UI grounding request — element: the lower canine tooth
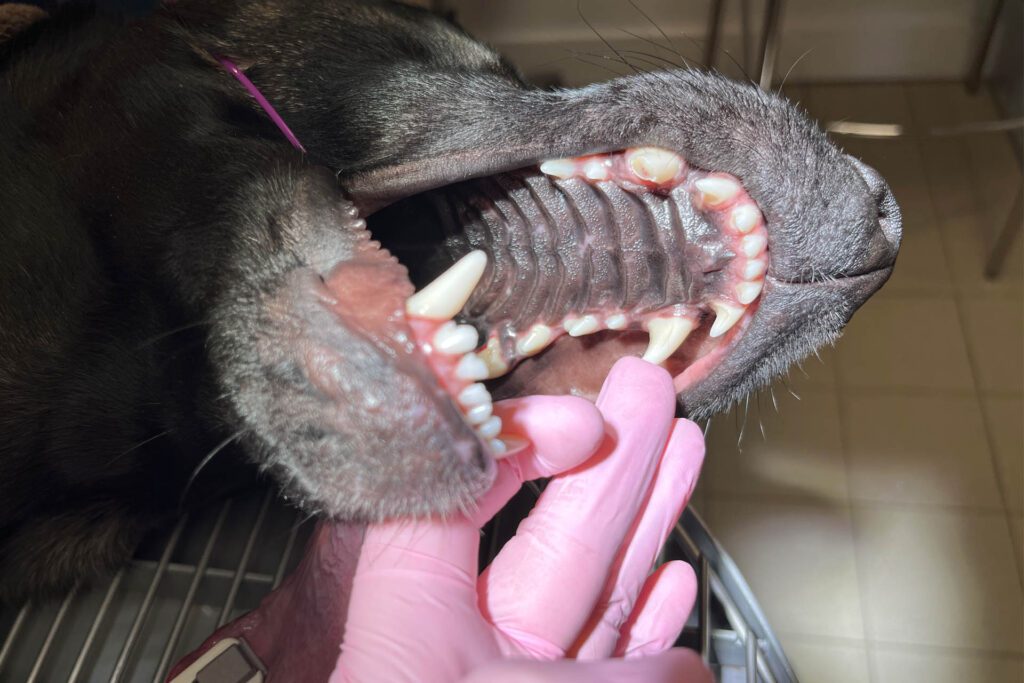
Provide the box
[539,159,575,179]
[735,280,764,305]
[455,353,489,381]
[628,147,682,184]
[433,322,479,355]
[406,251,487,320]
[709,300,746,338]
[478,415,502,439]
[642,316,696,365]
[695,177,740,207]
[516,324,553,356]
[566,314,600,337]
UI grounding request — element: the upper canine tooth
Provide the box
[731,204,761,233]
[565,314,600,337]
[709,300,746,338]
[740,233,768,258]
[432,322,479,355]
[628,147,682,184]
[735,280,764,305]
[516,324,553,356]
[539,159,575,179]
[642,316,696,365]
[695,177,740,207]
[405,251,487,320]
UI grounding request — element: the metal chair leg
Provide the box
[966,0,1007,93]
[757,0,784,91]
[984,185,1023,279]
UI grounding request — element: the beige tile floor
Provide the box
[693,82,1024,682]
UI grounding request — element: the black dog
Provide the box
[0,0,900,603]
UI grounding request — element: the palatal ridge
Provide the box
[405,146,769,455]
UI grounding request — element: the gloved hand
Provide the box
[333,356,710,682]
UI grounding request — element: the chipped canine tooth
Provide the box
[566,314,600,337]
[433,322,479,355]
[694,177,740,207]
[735,280,764,305]
[628,147,682,184]
[457,383,490,408]
[642,316,696,365]
[741,257,768,280]
[539,159,575,179]
[605,313,627,330]
[455,353,489,381]
[465,402,493,425]
[731,204,761,233]
[406,250,487,320]
[477,338,509,378]
[709,300,746,338]
[478,416,502,439]
[740,233,768,258]
[516,324,553,356]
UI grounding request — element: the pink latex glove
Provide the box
[334,357,710,682]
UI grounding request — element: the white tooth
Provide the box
[584,160,610,181]
[457,383,491,408]
[642,316,696,365]
[477,338,509,379]
[432,322,479,355]
[455,353,489,381]
[465,402,493,425]
[731,204,761,233]
[516,324,553,356]
[628,147,682,184]
[604,313,628,330]
[405,251,487,320]
[709,300,746,338]
[735,280,764,305]
[694,177,740,207]
[477,415,502,439]
[539,159,575,179]
[740,233,768,258]
[566,314,600,337]
[741,257,768,280]
[489,438,507,456]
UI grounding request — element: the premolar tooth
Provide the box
[731,205,761,233]
[455,353,489,381]
[735,280,764,305]
[477,338,509,379]
[642,317,696,365]
[709,300,746,338]
[457,383,491,408]
[406,251,487,320]
[741,233,768,258]
[432,322,479,355]
[465,402,493,425]
[741,257,768,280]
[605,314,627,330]
[584,160,610,181]
[477,415,502,439]
[695,177,740,207]
[628,147,682,184]
[539,159,575,179]
[565,314,600,337]
[516,324,553,356]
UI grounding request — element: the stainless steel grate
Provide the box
[0,486,795,682]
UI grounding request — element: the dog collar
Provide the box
[216,57,307,153]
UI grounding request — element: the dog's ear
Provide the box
[0,3,47,42]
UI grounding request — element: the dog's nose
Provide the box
[847,155,903,269]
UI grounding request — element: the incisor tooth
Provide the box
[584,160,609,181]
[478,415,502,439]
[642,317,697,365]
[628,147,682,184]
[455,353,489,381]
[405,251,487,320]
[694,177,740,207]
[539,159,575,179]
[465,402,493,426]
[516,324,553,356]
[477,337,509,378]
[565,314,600,337]
[432,322,479,355]
[709,300,746,338]
[489,438,507,456]
[731,204,761,233]
[741,257,768,280]
[741,233,768,258]
[605,314,627,330]
[457,383,490,408]
[735,280,764,305]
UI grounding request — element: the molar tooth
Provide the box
[695,177,740,207]
[731,204,761,233]
[406,251,487,320]
[740,233,768,258]
[457,383,491,408]
[455,353,489,381]
[565,314,600,337]
[735,280,764,305]
[539,159,575,179]
[477,338,509,379]
[627,147,682,184]
[477,415,502,439]
[741,257,768,280]
[709,300,746,338]
[465,402,493,425]
[516,324,553,357]
[432,322,479,355]
[604,313,628,330]
[642,316,697,365]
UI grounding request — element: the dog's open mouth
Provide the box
[354,146,772,454]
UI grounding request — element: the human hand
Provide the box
[334,356,710,682]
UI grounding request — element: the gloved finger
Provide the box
[470,395,605,526]
[614,561,697,658]
[480,357,677,657]
[572,419,705,658]
[458,647,713,683]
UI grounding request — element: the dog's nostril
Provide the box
[846,155,903,254]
